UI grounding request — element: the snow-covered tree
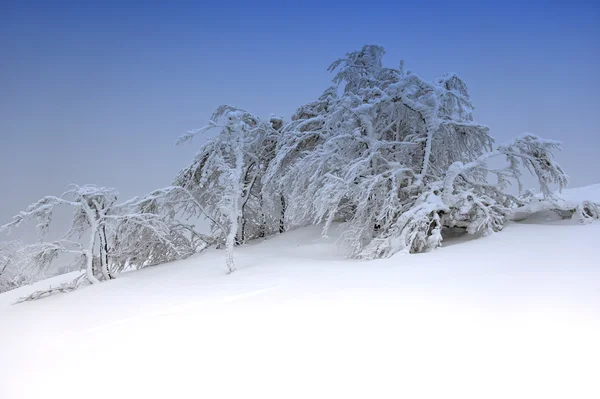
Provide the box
[175,106,281,272]
[263,45,598,259]
[1,185,117,284]
[0,240,25,293]
[1,184,205,295]
[109,186,210,272]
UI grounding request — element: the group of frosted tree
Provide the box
[2,45,598,298]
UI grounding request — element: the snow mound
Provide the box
[1,184,599,399]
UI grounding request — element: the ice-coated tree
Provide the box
[175,106,281,272]
[0,184,204,297]
[263,45,598,258]
[0,240,25,293]
[1,185,120,285]
[109,186,210,272]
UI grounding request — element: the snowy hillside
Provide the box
[1,184,599,399]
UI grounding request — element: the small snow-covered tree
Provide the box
[1,185,120,284]
[1,184,205,296]
[175,106,281,272]
[0,240,25,293]
[109,186,210,272]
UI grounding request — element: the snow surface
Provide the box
[1,185,600,399]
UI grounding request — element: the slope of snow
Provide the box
[1,185,599,399]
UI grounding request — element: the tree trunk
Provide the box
[225,217,238,274]
[237,216,245,246]
[85,226,100,284]
[279,195,286,233]
[258,193,266,238]
[99,225,113,280]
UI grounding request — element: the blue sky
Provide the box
[1,0,598,224]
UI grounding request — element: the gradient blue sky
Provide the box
[1,0,599,225]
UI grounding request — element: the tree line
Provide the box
[2,45,598,299]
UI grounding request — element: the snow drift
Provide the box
[1,184,599,399]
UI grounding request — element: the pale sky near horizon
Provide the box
[1,0,599,232]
